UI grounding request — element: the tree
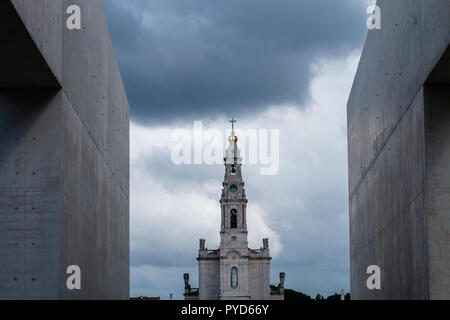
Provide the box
[284,288,312,300]
[315,294,325,300]
[284,288,351,301]
[326,293,341,301]
[326,292,351,300]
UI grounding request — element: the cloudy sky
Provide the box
[102,0,374,299]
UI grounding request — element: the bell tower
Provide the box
[220,118,248,238]
[219,118,250,299]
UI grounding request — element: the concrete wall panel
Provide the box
[424,86,450,299]
[1,0,129,299]
[0,90,62,299]
[348,0,450,197]
[61,92,129,299]
[348,0,450,299]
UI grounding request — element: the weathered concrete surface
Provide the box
[424,85,450,299]
[0,0,129,299]
[0,90,62,299]
[347,0,450,299]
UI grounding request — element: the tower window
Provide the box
[231,267,238,288]
[230,209,237,228]
[231,165,236,175]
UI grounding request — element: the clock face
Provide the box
[230,184,238,193]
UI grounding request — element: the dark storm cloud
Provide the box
[102,0,368,124]
[133,147,223,190]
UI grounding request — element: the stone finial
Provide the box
[183,273,191,293]
[340,289,345,300]
[199,239,206,250]
[279,272,285,294]
[262,238,269,250]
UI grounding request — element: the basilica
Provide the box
[183,120,285,300]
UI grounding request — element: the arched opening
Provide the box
[231,267,238,288]
[230,209,237,228]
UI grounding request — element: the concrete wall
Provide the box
[0,0,129,299]
[424,85,450,299]
[347,0,450,299]
[0,90,62,299]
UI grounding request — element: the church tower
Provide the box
[219,119,251,299]
[183,119,285,300]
